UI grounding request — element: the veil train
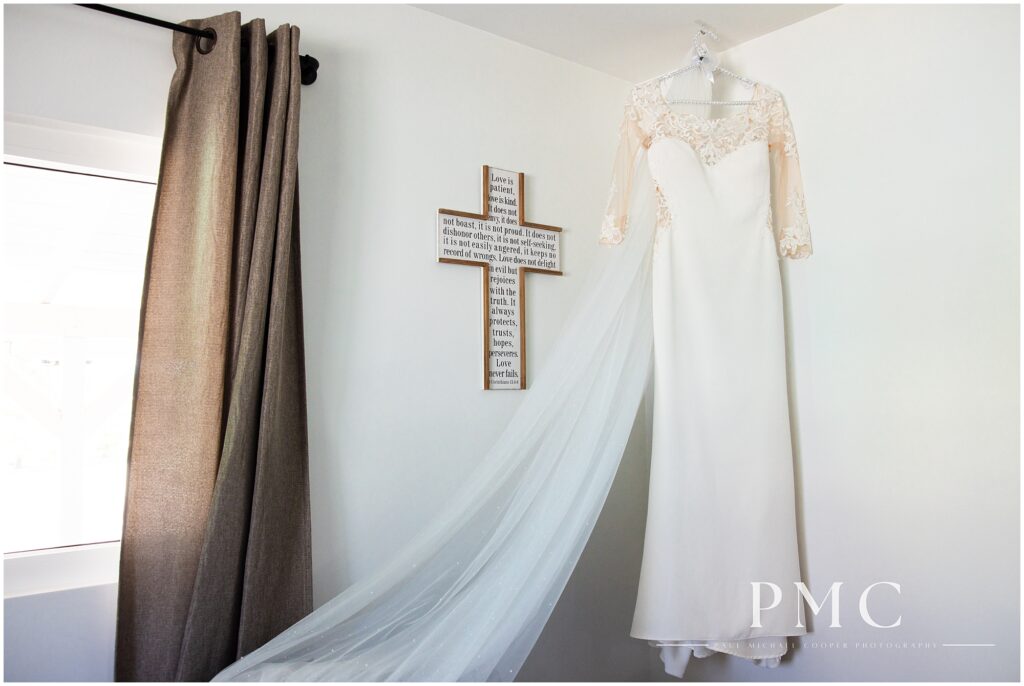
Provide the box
[215,149,657,682]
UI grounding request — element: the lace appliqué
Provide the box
[605,82,810,257]
[778,188,811,259]
[653,185,672,248]
[600,177,626,244]
[599,188,671,247]
[627,82,793,167]
[600,214,626,245]
[767,92,800,161]
[600,186,671,247]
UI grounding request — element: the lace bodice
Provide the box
[599,81,812,259]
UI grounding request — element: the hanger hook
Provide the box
[693,21,719,60]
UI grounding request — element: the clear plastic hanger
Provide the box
[642,22,759,106]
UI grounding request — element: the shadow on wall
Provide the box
[518,396,656,681]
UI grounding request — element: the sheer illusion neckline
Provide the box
[655,80,765,125]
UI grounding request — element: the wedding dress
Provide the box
[214,78,810,682]
[601,79,812,677]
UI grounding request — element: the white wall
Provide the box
[3,3,655,681]
[682,4,1018,681]
[3,543,121,681]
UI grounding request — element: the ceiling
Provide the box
[414,4,836,83]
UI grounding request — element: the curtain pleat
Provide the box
[115,13,312,682]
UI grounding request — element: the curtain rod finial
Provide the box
[300,55,319,85]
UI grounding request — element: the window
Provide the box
[2,161,156,553]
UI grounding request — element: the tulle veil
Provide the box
[214,148,658,682]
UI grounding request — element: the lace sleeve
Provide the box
[768,95,812,259]
[599,100,645,245]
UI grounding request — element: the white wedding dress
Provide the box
[600,79,812,676]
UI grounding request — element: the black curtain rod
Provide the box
[76,4,319,85]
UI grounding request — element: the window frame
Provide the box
[3,113,161,594]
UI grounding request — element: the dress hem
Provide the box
[630,628,808,643]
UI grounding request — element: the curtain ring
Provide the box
[195,27,217,55]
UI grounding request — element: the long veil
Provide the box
[215,150,657,682]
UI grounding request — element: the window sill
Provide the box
[4,541,121,599]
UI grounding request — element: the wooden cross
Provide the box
[437,166,562,390]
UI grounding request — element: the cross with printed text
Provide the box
[437,166,562,390]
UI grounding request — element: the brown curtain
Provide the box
[115,12,312,682]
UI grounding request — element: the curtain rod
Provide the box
[76,4,319,85]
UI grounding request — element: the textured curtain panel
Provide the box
[115,12,312,682]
